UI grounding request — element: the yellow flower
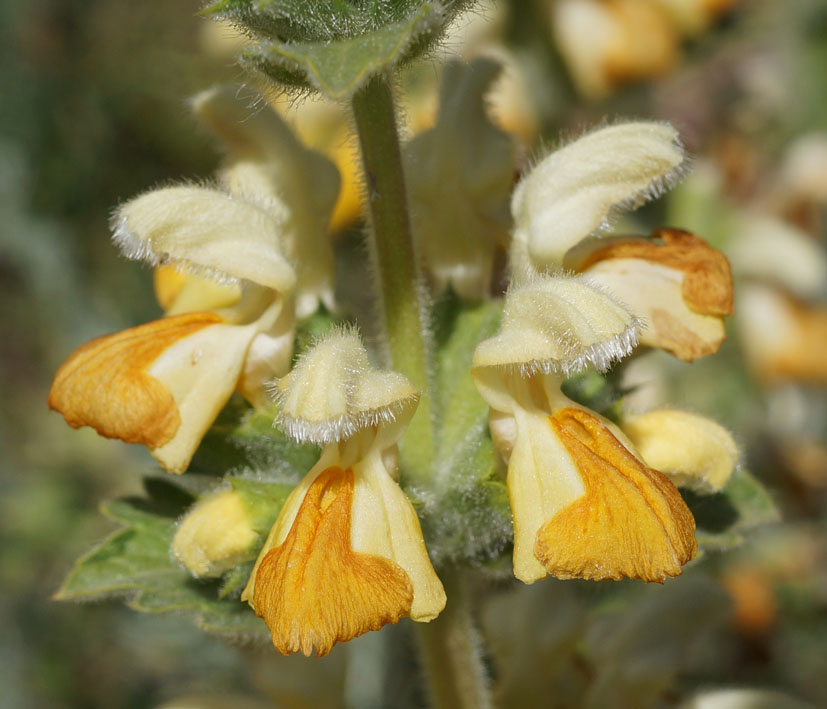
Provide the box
[511,123,733,361]
[552,0,680,100]
[737,284,827,385]
[242,331,446,656]
[551,0,739,99]
[568,228,734,360]
[49,182,297,473]
[473,274,697,583]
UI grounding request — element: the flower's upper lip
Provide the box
[112,184,297,294]
[472,273,640,376]
[273,329,420,445]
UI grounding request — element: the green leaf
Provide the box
[686,468,780,552]
[431,291,502,456]
[205,1,475,98]
[247,6,439,98]
[55,478,268,638]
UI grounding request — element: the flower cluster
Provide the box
[50,64,737,656]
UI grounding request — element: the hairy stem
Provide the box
[417,568,493,709]
[351,73,434,479]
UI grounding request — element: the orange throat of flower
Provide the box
[535,408,697,583]
[253,466,414,657]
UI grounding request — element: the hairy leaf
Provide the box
[204,1,476,98]
[54,478,268,637]
[686,468,780,551]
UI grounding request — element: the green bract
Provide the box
[204,0,475,98]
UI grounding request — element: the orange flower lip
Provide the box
[577,228,734,317]
[535,408,697,583]
[252,466,414,657]
[48,312,223,449]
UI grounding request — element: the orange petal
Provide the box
[48,312,222,448]
[579,228,734,316]
[254,466,413,657]
[535,408,697,582]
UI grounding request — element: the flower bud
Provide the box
[173,488,258,577]
[622,409,738,493]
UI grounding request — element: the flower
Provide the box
[49,87,344,472]
[737,284,827,385]
[473,274,697,583]
[49,186,296,472]
[569,228,734,360]
[551,0,740,99]
[404,58,517,299]
[511,122,733,361]
[552,0,680,100]
[242,331,446,656]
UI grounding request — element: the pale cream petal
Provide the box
[508,407,586,583]
[193,86,340,317]
[147,320,260,472]
[173,488,258,577]
[510,122,685,272]
[587,259,726,360]
[622,409,738,493]
[350,451,446,620]
[113,185,296,293]
[236,299,295,409]
[472,274,639,375]
[274,330,419,444]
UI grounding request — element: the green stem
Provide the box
[351,73,434,478]
[417,568,493,709]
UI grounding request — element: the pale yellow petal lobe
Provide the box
[253,467,413,657]
[535,408,697,583]
[48,313,222,449]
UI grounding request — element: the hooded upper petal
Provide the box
[273,329,420,445]
[472,273,640,377]
[192,85,340,317]
[510,122,685,273]
[112,185,296,293]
